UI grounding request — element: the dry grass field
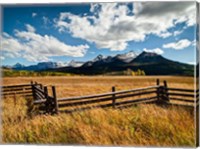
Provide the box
[2,76,195,98]
[1,76,196,146]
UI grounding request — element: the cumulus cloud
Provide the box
[43,16,49,24]
[1,25,89,62]
[158,32,172,38]
[174,30,184,36]
[55,2,195,51]
[32,12,37,17]
[25,24,36,33]
[163,39,192,50]
[42,16,52,29]
[0,56,5,60]
[187,61,196,65]
[192,40,196,47]
[143,48,164,55]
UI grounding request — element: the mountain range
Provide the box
[5,51,194,76]
[8,60,84,71]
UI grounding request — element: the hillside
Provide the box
[54,52,194,76]
[4,51,194,76]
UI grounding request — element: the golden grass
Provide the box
[1,76,196,146]
[2,76,194,98]
[2,97,195,146]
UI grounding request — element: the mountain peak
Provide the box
[68,60,84,67]
[93,54,104,62]
[140,51,159,57]
[115,51,137,63]
[13,63,25,69]
[131,51,166,64]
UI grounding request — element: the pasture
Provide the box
[1,76,196,146]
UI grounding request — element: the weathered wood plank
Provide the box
[58,96,113,108]
[115,96,157,106]
[52,86,58,114]
[168,92,194,98]
[33,86,45,95]
[58,91,156,108]
[58,97,157,113]
[58,90,156,105]
[34,99,46,105]
[58,86,158,102]
[168,88,194,93]
[2,87,32,92]
[112,86,116,108]
[35,91,45,99]
[1,84,31,89]
[2,91,32,96]
[115,90,156,100]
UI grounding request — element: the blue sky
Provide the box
[1,2,197,66]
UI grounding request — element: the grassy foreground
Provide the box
[2,76,196,146]
[2,96,195,146]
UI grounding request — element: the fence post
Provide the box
[156,79,160,101]
[112,86,116,108]
[163,80,169,102]
[39,84,43,89]
[44,86,49,113]
[52,86,58,114]
[44,86,48,98]
[31,81,36,100]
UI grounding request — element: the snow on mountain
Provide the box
[115,51,137,63]
[11,51,138,71]
[68,60,84,67]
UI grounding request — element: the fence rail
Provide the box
[1,79,199,115]
[1,84,33,97]
[167,88,194,92]
[58,85,158,102]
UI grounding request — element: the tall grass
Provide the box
[2,96,195,146]
[2,76,195,146]
[2,76,194,98]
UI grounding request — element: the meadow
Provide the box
[1,76,196,146]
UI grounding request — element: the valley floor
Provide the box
[1,76,196,146]
[2,76,195,98]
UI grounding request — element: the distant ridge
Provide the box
[5,51,194,76]
[54,51,194,76]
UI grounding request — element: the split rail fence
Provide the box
[1,79,199,114]
[1,84,32,97]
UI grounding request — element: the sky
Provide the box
[0,2,198,66]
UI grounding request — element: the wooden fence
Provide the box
[1,79,199,114]
[1,84,33,98]
[31,81,58,114]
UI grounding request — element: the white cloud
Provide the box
[42,16,51,29]
[158,32,172,38]
[163,39,192,50]
[43,16,50,25]
[174,30,184,36]
[192,40,196,46]
[187,61,196,65]
[143,48,164,55]
[0,56,5,60]
[1,26,89,62]
[32,12,37,17]
[25,24,36,33]
[55,2,195,51]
